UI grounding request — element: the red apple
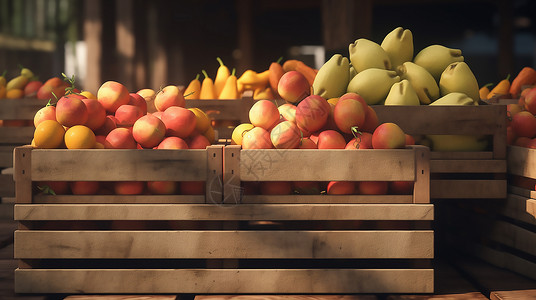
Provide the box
[372,123,406,149]
[132,114,166,148]
[105,127,137,149]
[97,81,130,113]
[161,106,196,138]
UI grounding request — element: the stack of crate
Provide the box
[13,144,433,295]
[0,99,42,203]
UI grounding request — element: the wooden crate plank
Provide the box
[0,174,15,198]
[491,290,536,300]
[430,180,506,198]
[0,127,34,144]
[0,221,16,246]
[430,152,493,160]
[14,230,434,259]
[14,204,434,221]
[0,99,44,120]
[508,145,536,178]
[241,195,413,204]
[451,256,536,298]
[14,268,434,294]
[529,199,536,218]
[431,160,506,173]
[195,296,377,300]
[14,146,33,204]
[30,149,209,181]
[65,296,179,300]
[373,105,505,135]
[501,193,536,226]
[238,149,416,182]
[0,243,13,260]
[508,185,536,199]
[32,194,206,204]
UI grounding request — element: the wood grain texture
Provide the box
[14,204,434,221]
[0,174,15,197]
[241,194,413,204]
[430,179,506,198]
[238,149,416,181]
[30,149,209,181]
[65,296,179,300]
[491,290,536,300]
[430,152,493,160]
[14,146,32,204]
[529,199,536,218]
[14,268,434,294]
[431,160,506,173]
[508,145,536,178]
[0,99,44,120]
[508,185,536,199]
[195,296,377,300]
[0,127,34,144]
[14,230,433,259]
[31,194,205,204]
[412,145,430,204]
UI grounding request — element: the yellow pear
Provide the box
[397,62,439,105]
[349,38,391,73]
[381,27,414,70]
[439,62,480,104]
[347,68,400,105]
[20,67,34,79]
[385,79,420,106]
[430,92,474,106]
[349,65,357,80]
[413,45,464,82]
[312,54,350,99]
[6,75,29,91]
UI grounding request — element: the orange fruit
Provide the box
[34,120,66,149]
[64,125,96,149]
[6,89,24,99]
[0,85,6,99]
[203,125,216,143]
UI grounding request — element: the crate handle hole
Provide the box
[231,170,234,175]
[232,153,234,157]
[22,170,25,174]
[213,153,216,157]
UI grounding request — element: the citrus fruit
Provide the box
[64,125,96,149]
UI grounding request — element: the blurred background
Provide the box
[0,0,535,94]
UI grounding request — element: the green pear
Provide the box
[413,45,464,82]
[430,92,474,106]
[439,62,480,104]
[397,62,439,104]
[347,68,400,105]
[385,79,420,106]
[381,27,414,70]
[312,54,350,99]
[349,38,391,73]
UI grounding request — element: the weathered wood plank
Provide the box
[0,127,34,144]
[529,199,536,218]
[30,149,209,181]
[0,99,44,120]
[491,290,536,300]
[431,160,506,173]
[430,180,506,198]
[195,296,376,300]
[65,296,179,300]
[430,152,493,160]
[31,194,205,204]
[508,145,536,178]
[15,268,434,294]
[241,194,413,204]
[238,149,416,182]
[14,204,434,221]
[14,230,433,259]
[0,174,14,198]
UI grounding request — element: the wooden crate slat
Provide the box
[430,180,506,198]
[14,268,434,294]
[241,194,413,204]
[491,290,536,300]
[0,127,34,144]
[0,174,15,197]
[14,204,434,221]
[508,185,536,199]
[373,105,505,135]
[0,99,45,119]
[454,239,536,282]
[238,149,416,182]
[65,296,179,300]
[529,199,536,219]
[508,145,536,178]
[195,296,378,300]
[431,160,506,173]
[30,149,209,181]
[500,193,536,226]
[14,230,434,259]
[32,194,206,204]
[430,152,493,160]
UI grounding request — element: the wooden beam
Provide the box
[236,0,254,74]
[321,0,355,55]
[83,0,102,93]
[115,0,135,91]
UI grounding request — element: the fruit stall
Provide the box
[2,1,536,299]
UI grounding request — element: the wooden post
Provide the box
[498,0,514,78]
[411,145,430,204]
[13,146,32,205]
[235,0,253,74]
[83,0,102,93]
[321,0,355,58]
[148,1,168,90]
[223,145,242,204]
[115,0,136,91]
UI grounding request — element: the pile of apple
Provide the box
[231,78,415,195]
[33,81,215,150]
[507,86,536,148]
[0,68,73,100]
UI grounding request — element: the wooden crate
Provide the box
[185,92,256,140]
[213,145,433,294]
[0,99,43,202]
[13,145,432,295]
[373,105,507,199]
